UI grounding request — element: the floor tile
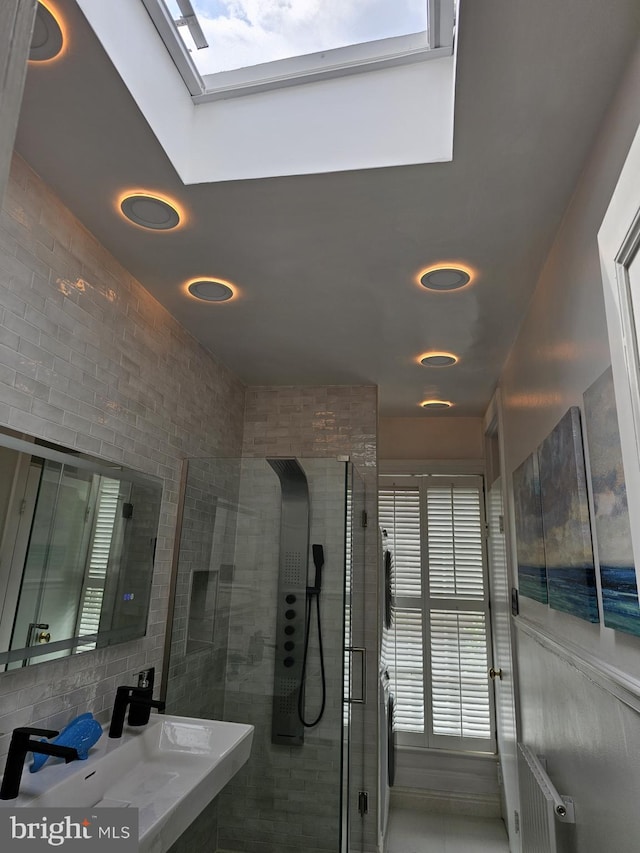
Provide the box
[386,806,509,853]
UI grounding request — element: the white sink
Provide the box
[0,715,253,853]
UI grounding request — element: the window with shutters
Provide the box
[75,476,123,653]
[379,474,495,752]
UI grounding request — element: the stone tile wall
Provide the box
[241,387,379,853]
[0,154,246,766]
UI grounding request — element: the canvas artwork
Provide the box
[512,452,547,603]
[583,367,640,636]
[538,407,599,622]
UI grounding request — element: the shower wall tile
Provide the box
[239,386,379,853]
[0,155,245,764]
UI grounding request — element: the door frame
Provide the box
[598,119,640,591]
[484,390,521,852]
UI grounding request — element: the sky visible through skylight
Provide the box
[165,0,427,76]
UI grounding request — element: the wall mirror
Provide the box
[0,427,162,670]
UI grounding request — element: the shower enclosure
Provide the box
[163,456,366,853]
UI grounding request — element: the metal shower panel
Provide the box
[267,458,310,745]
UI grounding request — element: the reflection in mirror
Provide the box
[0,429,162,670]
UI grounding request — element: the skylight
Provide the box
[140,0,453,99]
[163,0,428,76]
[77,0,456,181]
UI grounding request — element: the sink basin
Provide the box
[0,715,253,853]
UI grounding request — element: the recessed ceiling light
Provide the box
[419,352,458,367]
[420,400,453,409]
[419,267,471,291]
[187,279,235,302]
[119,193,181,230]
[30,1,64,62]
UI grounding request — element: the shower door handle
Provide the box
[348,647,367,704]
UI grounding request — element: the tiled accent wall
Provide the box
[242,387,379,853]
[0,154,246,765]
[243,387,377,464]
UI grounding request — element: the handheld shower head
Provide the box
[312,544,324,592]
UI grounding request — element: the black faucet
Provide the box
[108,686,165,738]
[0,727,79,800]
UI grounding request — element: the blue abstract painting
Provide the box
[512,452,548,603]
[538,407,599,622]
[583,367,640,637]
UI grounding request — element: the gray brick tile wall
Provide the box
[240,387,379,853]
[0,154,246,765]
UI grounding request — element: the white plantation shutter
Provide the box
[379,475,495,752]
[379,488,421,596]
[425,479,493,749]
[430,610,491,740]
[344,484,352,725]
[76,477,121,652]
[427,486,485,598]
[379,487,424,734]
[385,607,424,732]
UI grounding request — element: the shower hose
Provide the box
[298,585,326,728]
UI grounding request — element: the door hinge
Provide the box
[358,790,369,816]
[499,514,505,533]
[514,809,520,834]
[19,499,27,515]
[361,510,368,528]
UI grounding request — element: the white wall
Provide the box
[498,40,640,853]
[501,40,640,676]
[379,416,484,461]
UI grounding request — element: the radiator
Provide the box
[517,743,575,853]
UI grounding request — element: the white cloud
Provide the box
[183,0,426,74]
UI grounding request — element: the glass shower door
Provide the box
[165,456,366,853]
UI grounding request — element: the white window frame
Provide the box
[598,123,640,590]
[380,472,496,754]
[140,0,456,101]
